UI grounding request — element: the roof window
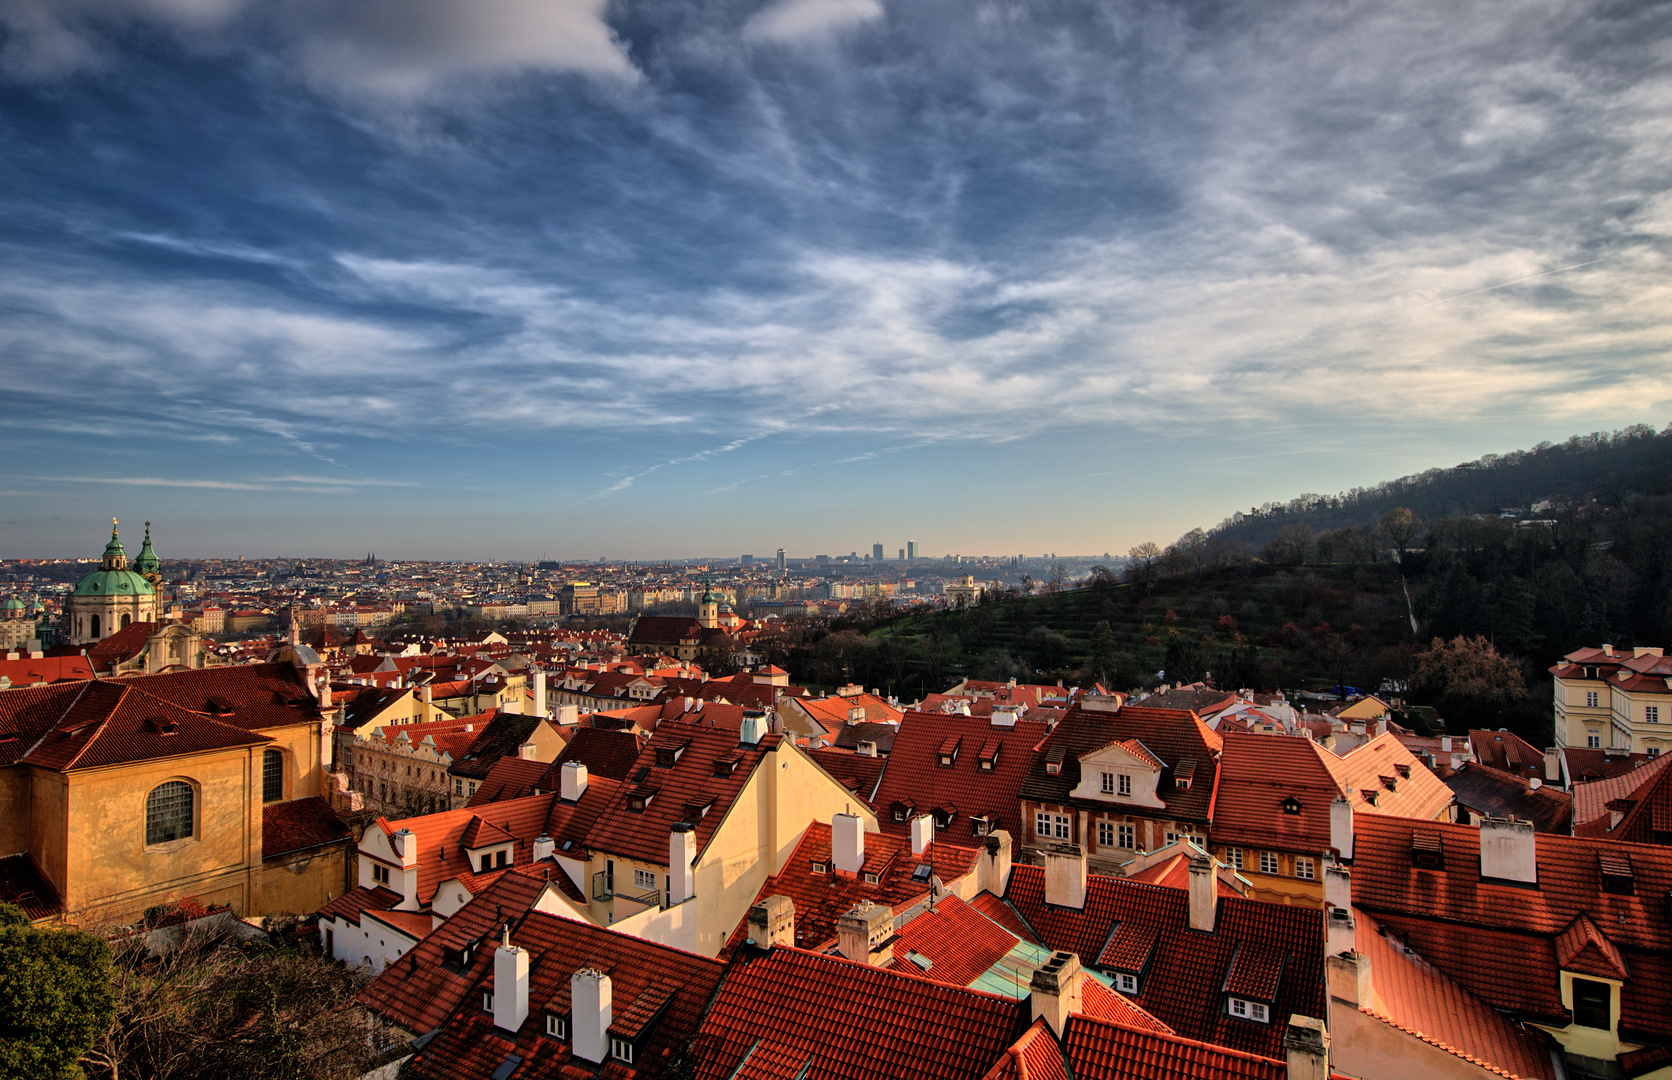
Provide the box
[1045,745,1067,776]
[1598,851,1634,895]
[1281,796,1302,815]
[938,735,961,767]
[1410,832,1443,871]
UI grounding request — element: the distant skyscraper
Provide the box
[872,543,884,561]
[898,548,905,560]
[906,541,918,560]
[776,548,787,572]
[741,554,753,565]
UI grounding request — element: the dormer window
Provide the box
[1227,997,1269,1023]
[1411,832,1443,871]
[1394,764,1411,779]
[610,1037,636,1064]
[545,1014,567,1040]
[1599,852,1634,895]
[1045,746,1066,776]
[970,815,991,837]
[654,742,690,768]
[1116,972,1139,994]
[938,736,961,767]
[811,861,827,874]
[626,786,659,813]
[862,872,880,885]
[442,942,475,972]
[1281,796,1302,815]
[713,755,740,778]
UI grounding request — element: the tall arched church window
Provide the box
[263,749,284,803]
[121,613,131,629]
[90,614,101,639]
[146,781,194,844]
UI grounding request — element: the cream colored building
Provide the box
[1552,645,1670,756]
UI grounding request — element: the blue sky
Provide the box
[1,0,1669,561]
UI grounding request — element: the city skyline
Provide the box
[2,0,1669,559]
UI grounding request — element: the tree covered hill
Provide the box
[1185,423,1672,553]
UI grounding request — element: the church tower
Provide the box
[66,519,158,645]
[697,580,720,630]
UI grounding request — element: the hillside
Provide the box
[1195,423,1672,552]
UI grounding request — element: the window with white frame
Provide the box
[1228,997,1270,1023]
[1259,851,1279,875]
[1101,771,1115,794]
[1118,823,1135,848]
[1648,706,1661,723]
[1225,847,1243,870]
[372,863,390,886]
[1650,747,1662,757]
[1295,857,1315,880]
[633,868,657,891]
[611,1037,635,1063]
[1097,821,1114,846]
[1116,972,1138,993]
[1587,732,1602,748]
[1035,812,1051,838]
[1165,831,1178,845]
[482,992,494,1012]
[1586,691,1599,707]
[1053,815,1070,839]
[545,1014,566,1039]
[1118,774,1132,796]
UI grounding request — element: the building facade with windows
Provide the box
[0,662,346,923]
[1551,645,1671,756]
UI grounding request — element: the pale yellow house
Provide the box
[1551,645,1671,755]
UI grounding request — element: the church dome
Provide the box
[2,597,22,616]
[72,522,156,599]
[134,522,161,578]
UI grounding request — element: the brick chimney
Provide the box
[1479,816,1537,884]
[1187,851,1216,932]
[980,830,1013,897]
[493,928,529,1034]
[910,814,933,856]
[560,761,588,802]
[571,969,611,1064]
[1029,951,1086,1036]
[1043,843,1086,908]
[1283,1015,1331,1080]
[747,894,795,949]
[832,812,865,874]
[836,900,895,965]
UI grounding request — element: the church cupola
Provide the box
[102,520,129,571]
[134,522,162,587]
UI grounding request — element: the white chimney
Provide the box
[1187,851,1216,932]
[669,823,696,904]
[741,713,768,745]
[555,704,579,726]
[1327,950,1374,1009]
[910,814,933,856]
[1283,1016,1331,1080]
[1530,777,1543,790]
[392,827,418,868]
[1043,843,1086,909]
[571,969,611,1064]
[421,684,433,705]
[1479,816,1537,884]
[1029,951,1085,1036]
[1440,735,1452,753]
[532,834,555,862]
[980,830,1013,897]
[560,761,589,802]
[1450,752,1465,770]
[856,740,878,758]
[832,812,865,874]
[1329,797,1353,861]
[518,740,537,761]
[836,900,895,966]
[1543,747,1561,784]
[493,929,529,1033]
[534,669,547,717]
[1374,718,1388,737]
[747,894,795,949]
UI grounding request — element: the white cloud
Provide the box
[294,0,639,101]
[742,0,883,45]
[0,0,246,78]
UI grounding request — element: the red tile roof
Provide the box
[690,947,1025,1080]
[889,894,1027,989]
[1590,755,1672,845]
[1355,910,1557,1080]
[465,757,551,806]
[873,711,1051,842]
[581,724,782,867]
[124,662,325,731]
[262,796,352,859]
[1002,865,1324,1060]
[318,885,403,925]
[1553,912,1630,981]
[1350,814,1672,1041]
[806,746,886,804]
[86,621,161,666]
[1469,730,1548,780]
[970,892,1042,946]
[720,822,979,957]
[1570,752,1672,828]
[1020,705,1220,826]
[363,871,724,1080]
[1212,732,1343,855]
[1443,763,1573,834]
[10,679,271,771]
[980,1019,1070,1080]
[1061,1015,1285,1080]
[541,725,645,783]
[0,654,95,687]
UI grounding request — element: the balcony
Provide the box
[592,872,659,909]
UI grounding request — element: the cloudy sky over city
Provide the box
[1,0,1669,560]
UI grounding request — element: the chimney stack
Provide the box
[980,831,1013,897]
[1440,735,1452,753]
[493,928,530,1034]
[1327,951,1374,1009]
[740,712,768,745]
[669,823,696,905]
[1329,797,1353,861]
[1029,951,1086,1036]
[560,761,589,802]
[856,740,877,758]
[832,812,865,874]
[571,969,612,1064]
[532,834,555,862]
[533,669,547,718]
[1187,851,1217,932]
[836,900,895,966]
[1478,816,1537,884]
[1543,747,1561,784]
[1283,1016,1331,1080]
[1323,861,1355,956]
[910,814,933,856]
[746,894,795,949]
[1043,843,1086,909]
[518,740,537,761]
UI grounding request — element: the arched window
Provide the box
[121,613,131,629]
[146,781,194,844]
[89,614,101,640]
[262,749,284,803]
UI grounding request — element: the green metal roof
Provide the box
[134,525,160,575]
[72,569,154,597]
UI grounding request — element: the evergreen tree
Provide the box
[0,902,116,1080]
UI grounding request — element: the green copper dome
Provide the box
[72,569,154,597]
[2,597,22,615]
[134,522,161,576]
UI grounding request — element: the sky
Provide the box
[1,0,1669,561]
